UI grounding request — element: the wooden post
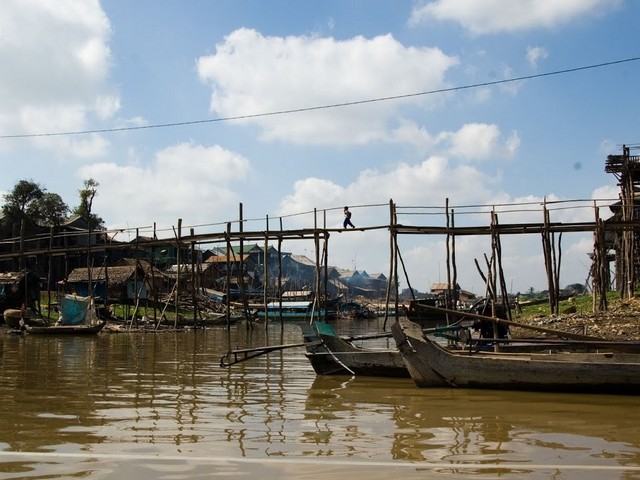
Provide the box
[277,222,283,329]
[238,203,250,328]
[225,223,232,345]
[393,201,399,322]
[47,226,53,320]
[263,215,270,330]
[313,208,321,323]
[174,218,182,329]
[451,208,458,310]
[445,198,452,312]
[151,222,158,323]
[383,199,395,330]
[322,210,329,318]
[190,228,198,325]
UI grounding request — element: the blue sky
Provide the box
[1,0,639,294]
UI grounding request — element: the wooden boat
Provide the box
[301,321,410,377]
[24,294,106,335]
[392,316,640,394]
[256,301,325,321]
[336,302,376,320]
[202,312,243,326]
[24,320,107,335]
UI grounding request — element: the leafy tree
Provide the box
[30,192,69,227]
[72,178,104,230]
[2,179,44,221]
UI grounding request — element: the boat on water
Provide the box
[24,321,106,335]
[24,294,106,336]
[301,321,410,377]
[392,316,640,394]
[255,301,325,321]
[336,301,376,320]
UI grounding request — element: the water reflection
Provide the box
[307,374,640,475]
[1,325,640,479]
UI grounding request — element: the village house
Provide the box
[64,263,148,304]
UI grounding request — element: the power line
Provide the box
[1,56,639,140]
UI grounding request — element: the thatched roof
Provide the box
[114,258,166,279]
[66,265,143,285]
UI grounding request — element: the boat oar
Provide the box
[416,304,605,342]
[220,341,320,367]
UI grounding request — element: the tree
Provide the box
[72,178,104,230]
[2,179,45,221]
[30,193,69,227]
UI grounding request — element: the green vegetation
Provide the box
[2,177,103,230]
[514,291,620,319]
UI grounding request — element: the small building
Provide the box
[0,270,40,314]
[65,264,148,303]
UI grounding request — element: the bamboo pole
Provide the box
[47,226,53,320]
[393,202,399,324]
[451,208,458,310]
[383,199,395,330]
[225,223,232,348]
[190,228,198,325]
[313,208,321,323]
[174,218,182,329]
[263,215,269,330]
[445,198,452,314]
[277,231,283,329]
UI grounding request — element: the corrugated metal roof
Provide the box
[289,255,316,266]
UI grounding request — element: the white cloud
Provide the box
[0,0,117,156]
[444,123,520,160]
[197,29,458,145]
[278,154,500,230]
[78,142,251,231]
[526,46,549,69]
[409,0,621,35]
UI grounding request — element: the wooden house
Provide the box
[65,264,148,303]
[0,270,40,314]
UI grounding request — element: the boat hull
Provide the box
[302,322,409,378]
[392,317,640,394]
[24,321,107,335]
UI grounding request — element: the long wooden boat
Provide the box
[24,320,107,335]
[392,317,640,394]
[301,321,410,377]
[256,301,325,321]
[14,293,107,335]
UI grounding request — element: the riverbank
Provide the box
[512,296,640,341]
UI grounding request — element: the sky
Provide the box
[1,0,639,295]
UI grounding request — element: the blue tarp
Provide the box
[59,295,91,325]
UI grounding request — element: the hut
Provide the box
[65,264,148,303]
[0,270,40,314]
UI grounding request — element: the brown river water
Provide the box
[1,318,640,480]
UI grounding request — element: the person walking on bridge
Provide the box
[343,206,355,229]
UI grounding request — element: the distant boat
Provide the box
[301,320,410,377]
[336,301,376,320]
[24,321,106,335]
[255,301,325,321]
[391,316,640,394]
